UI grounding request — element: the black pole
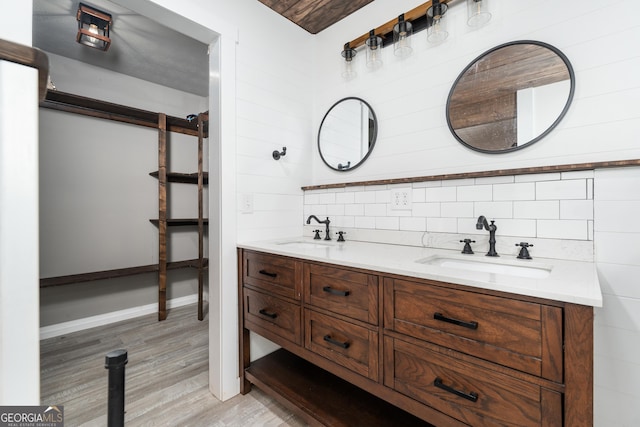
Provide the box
[105,349,128,427]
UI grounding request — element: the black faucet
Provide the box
[307,215,331,240]
[476,215,499,257]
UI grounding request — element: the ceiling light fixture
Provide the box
[393,14,413,58]
[76,2,112,51]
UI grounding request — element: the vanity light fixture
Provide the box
[426,0,449,44]
[393,14,413,58]
[365,30,383,70]
[76,2,112,51]
[341,42,358,80]
[467,0,492,28]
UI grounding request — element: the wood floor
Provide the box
[40,304,306,426]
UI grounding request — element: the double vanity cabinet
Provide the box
[238,240,601,426]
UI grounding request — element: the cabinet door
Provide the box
[305,309,379,382]
[383,278,563,381]
[243,251,302,300]
[384,336,562,427]
[304,263,378,324]
[244,288,302,346]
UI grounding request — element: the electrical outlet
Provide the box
[390,188,412,210]
[239,193,253,214]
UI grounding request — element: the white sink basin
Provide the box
[276,240,335,249]
[416,256,551,279]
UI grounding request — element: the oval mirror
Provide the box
[318,97,378,171]
[447,40,575,153]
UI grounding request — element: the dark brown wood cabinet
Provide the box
[238,248,594,426]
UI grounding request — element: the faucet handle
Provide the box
[313,229,321,240]
[460,239,475,254]
[336,231,346,242]
[515,242,533,259]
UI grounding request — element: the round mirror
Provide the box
[447,40,575,153]
[318,97,378,171]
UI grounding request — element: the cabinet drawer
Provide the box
[244,288,302,345]
[383,278,563,381]
[305,309,378,382]
[243,251,301,300]
[304,263,378,324]
[384,337,562,427]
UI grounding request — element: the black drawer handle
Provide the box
[323,334,350,349]
[434,377,478,402]
[258,309,277,319]
[322,286,350,297]
[434,312,478,330]
[258,269,277,278]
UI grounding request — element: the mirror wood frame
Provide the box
[446,40,575,154]
[318,97,378,172]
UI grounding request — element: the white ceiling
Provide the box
[33,0,210,97]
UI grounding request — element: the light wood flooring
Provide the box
[40,304,306,426]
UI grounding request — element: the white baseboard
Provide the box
[39,294,199,340]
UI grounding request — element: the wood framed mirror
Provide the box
[447,40,575,153]
[318,97,378,171]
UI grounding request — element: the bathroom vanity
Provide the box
[237,239,601,426]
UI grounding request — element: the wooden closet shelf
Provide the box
[149,171,208,184]
[40,258,208,288]
[41,91,209,137]
[149,218,209,226]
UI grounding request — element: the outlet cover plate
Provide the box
[390,188,412,210]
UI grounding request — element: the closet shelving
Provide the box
[39,90,209,321]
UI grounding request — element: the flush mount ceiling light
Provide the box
[393,14,413,58]
[76,2,112,51]
[340,0,492,79]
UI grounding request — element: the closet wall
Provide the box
[39,53,208,327]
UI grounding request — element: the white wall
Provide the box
[306,0,640,425]
[0,1,40,405]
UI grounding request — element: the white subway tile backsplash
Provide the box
[412,202,440,218]
[355,216,375,229]
[326,204,345,216]
[538,220,588,240]
[587,179,594,200]
[561,200,594,220]
[562,170,595,179]
[536,180,587,200]
[376,216,399,230]
[305,193,320,205]
[493,182,536,201]
[318,192,336,204]
[474,175,514,185]
[515,173,561,182]
[441,202,474,218]
[494,219,537,238]
[412,180,442,188]
[442,178,474,187]
[354,191,376,204]
[375,190,391,204]
[514,201,559,219]
[427,217,457,233]
[474,201,513,219]
[412,188,426,203]
[335,192,355,204]
[425,186,457,202]
[457,185,492,201]
[400,217,427,232]
[365,203,387,217]
[344,204,364,216]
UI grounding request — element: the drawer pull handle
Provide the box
[434,312,478,330]
[258,309,278,319]
[434,377,478,402]
[258,270,277,278]
[322,286,350,297]
[323,334,350,349]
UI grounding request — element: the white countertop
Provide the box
[238,238,602,307]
